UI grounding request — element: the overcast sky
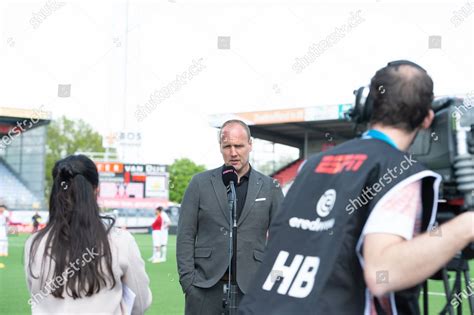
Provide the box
[0,0,472,169]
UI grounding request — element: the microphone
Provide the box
[222,165,238,222]
[221,166,239,307]
[222,165,238,189]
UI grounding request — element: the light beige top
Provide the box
[24,228,152,315]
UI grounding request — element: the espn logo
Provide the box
[315,154,367,174]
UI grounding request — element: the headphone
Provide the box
[349,60,427,124]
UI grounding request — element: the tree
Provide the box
[169,158,206,203]
[45,116,105,197]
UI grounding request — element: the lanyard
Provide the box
[362,129,398,149]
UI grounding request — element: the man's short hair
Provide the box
[218,119,252,144]
[0,204,6,209]
[369,63,434,132]
[156,206,163,212]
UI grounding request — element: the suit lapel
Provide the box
[211,167,230,223]
[238,169,262,226]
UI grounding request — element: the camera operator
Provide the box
[238,61,474,314]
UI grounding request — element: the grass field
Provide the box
[0,233,472,314]
[0,233,184,315]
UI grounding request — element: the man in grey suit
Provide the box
[177,119,284,315]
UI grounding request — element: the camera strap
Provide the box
[362,129,398,149]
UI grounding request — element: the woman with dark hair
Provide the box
[24,155,152,314]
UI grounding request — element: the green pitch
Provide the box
[0,233,472,314]
[0,233,184,315]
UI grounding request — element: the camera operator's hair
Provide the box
[369,63,434,132]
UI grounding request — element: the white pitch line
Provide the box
[426,292,447,297]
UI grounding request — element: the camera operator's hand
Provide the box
[364,211,474,297]
[467,211,474,241]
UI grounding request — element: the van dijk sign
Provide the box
[95,161,169,209]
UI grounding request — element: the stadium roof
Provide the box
[209,104,359,149]
[0,106,51,135]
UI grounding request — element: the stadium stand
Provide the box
[0,157,40,210]
[271,158,304,188]
[0,106,50,210]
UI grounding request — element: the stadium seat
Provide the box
[272,159,304,189]
[0,159,40,210]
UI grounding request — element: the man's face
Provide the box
[220,123,252,173]
[0,207,5,215]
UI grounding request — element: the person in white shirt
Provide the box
[24,155,152,315]
[0,204,9,257]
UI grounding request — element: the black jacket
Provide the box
[239,138,441,315]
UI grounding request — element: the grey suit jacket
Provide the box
[176,166,284,294]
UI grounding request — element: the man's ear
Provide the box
[421,109,435,129]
